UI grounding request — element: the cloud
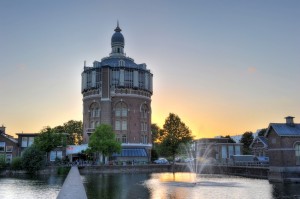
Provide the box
[247,66,257,74]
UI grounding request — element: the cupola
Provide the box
[111,21,125,55]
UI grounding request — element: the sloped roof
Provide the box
[250,136,268,148]
[265,123,300,137]
[258,136,268,145]
[0,133,18,143]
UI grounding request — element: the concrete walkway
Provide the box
[57,166,87,199]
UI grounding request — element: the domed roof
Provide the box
[111,22,124,47]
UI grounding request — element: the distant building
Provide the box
[0,125,18,163]
[16,132,66,163]
[16,133,38,155]
[265,116,300,182]
[194,138,243,164]
[81,23,153,163]
[250,136,268,157]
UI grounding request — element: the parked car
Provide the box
[183,158,194,163]
[154,158,169,164]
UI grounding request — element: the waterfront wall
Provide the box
[0,164,269,180]
[78,164,171,174]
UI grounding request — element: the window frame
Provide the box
[0,142,5,152]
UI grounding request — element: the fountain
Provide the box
[157,142,216,186]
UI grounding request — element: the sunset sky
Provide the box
[1,1,299,138]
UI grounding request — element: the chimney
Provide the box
[285,116,295,126]
[0,125,6,134]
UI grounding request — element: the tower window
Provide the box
[122,135,127,143]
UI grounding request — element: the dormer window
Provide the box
[119,60,125,67]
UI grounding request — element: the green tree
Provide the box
[11,157,23,170]
[158,113,194,169]
[34,127,65,153]
[64,120,83,145]
[53,120,83,145]
[0,155,6,170]
[151,124,163,144]
[22,146,44,173]
[33,127,65,164]
[240,131,254,155]
[88,124,121,164]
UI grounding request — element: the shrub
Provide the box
[57,166,71,175]
[22,146,45,174]
[0,157,6,170]
[11,157,23,170]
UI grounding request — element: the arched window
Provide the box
[295,143,300,165]
[89,103,100,130]
[119,60,125,67]
[141,135,147,144]
[115,102,128,131]
[140,104,148,133]
[141,104,148,119]
[89,103,100,118]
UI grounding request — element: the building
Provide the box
[265,116,300,182]
[81,23,153,163]
[0,126,18,163]
[194,138,243,164]
[250,136,268,157]
[16,133,38,155]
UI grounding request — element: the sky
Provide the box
[0,1,299,139]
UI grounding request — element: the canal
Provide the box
[1,172,300,198]
[0,174,66,199]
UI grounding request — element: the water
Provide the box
[1,172,300,198]
[82,172,300,199]
[0,174,65,199]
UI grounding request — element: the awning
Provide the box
[113,148,147,157]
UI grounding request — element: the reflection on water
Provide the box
[82,173,151,199]
[0,175,65,199]
[82,172,300,199]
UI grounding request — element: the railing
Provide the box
[218,161,269,167]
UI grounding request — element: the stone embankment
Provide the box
[57,166,87,199]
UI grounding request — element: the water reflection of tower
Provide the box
[81,23,153,161]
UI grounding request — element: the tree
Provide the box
[258,128,267,137]
[88,124,121,164]
[221,135,236,143]
[34,127,64,153]
[151,123,163,144]
[54,120,83,145]
[22,146,44,173]
[63,120,83,145]
[240,131,254,155]
[158,113,193,170]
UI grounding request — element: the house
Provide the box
[194,138,243,164]
[16,133,39,155]
[265,116,300,183]
[16,132,67,163]
[0,125,19,163]
[250,136,268,157]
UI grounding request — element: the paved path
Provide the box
[57,166,87,199]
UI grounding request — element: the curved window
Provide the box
[295,143,300,165]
